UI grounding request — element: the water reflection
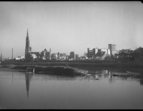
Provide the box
[140,79,143,85]
[23,66,143,85]
[12,71,13,84]
[25,73,33,99]
[0,68,143,109]
[73,67,143,83]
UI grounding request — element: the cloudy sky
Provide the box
[0,1,143,58]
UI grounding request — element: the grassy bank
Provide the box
[1,60,143,69]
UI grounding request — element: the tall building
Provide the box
[0,53,2,61]
[87,48,95,58]
[49,48,51,60]
[96,49,102,57]
[70,51,75,60]
[25,29,31,60]
[108,44,116,56]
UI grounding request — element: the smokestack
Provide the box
[12,48,13,59]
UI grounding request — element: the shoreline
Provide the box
[1,61,143,72]
[1,61,143,68]
[0,67,25,72]
[1,63,143,79]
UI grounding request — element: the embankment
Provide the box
[1,60,143,69]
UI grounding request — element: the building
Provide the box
[100,48,110,60]
[25,29,44,60]
[87,48,95,59]
[87,48,109,59]
[70,51,75,60]
[51,53,57,60]
[41,49,47,60]
[58,53,67,60]
[101,48,110,55]
[31,54,37,59]
[40,48,52,60]
[87,47,111,60]
[75,54,79,60]
[15,56,25,60]
[96,49,102,57]
[133,47,143,61]
[31,52,40,59]
[79,56,86,60]
[115,47,143,62]
[48,48,51,60]
[25,29,32,60]
[108,44,116,56]
[0,53,2,61]
[114,49,134,62]
[119,49,133,54]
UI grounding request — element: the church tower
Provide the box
[25,29,31,59]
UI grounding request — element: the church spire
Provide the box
[25,28,30,59]
[27,28,29,38]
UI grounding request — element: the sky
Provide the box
[0,1,143,58]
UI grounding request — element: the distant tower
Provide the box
[108,44,116,56]
[12,48,13,59]
[25,29,31,59]
[49,48,51,60]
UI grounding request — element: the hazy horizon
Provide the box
[0,1,143,58]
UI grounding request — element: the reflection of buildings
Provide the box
[25,73,32,98]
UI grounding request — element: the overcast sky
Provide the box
[0,1,143,58]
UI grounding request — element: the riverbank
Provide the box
[0,64,85,77]
[1,60,143,69]
[0,67,25,72]
[1,63,143,79]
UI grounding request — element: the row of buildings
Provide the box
[4,29,141,62]
[86,44,116,60]
[115,47,143,62]
[24,29,79,61]
[24,29,119,61]
[24,29,118,61]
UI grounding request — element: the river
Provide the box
[0,67,143,109]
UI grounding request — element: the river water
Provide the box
[0,67,143,109]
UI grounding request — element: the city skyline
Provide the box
[0,2,143,58]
